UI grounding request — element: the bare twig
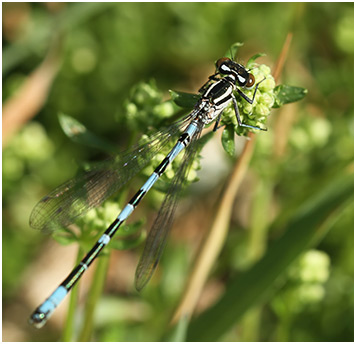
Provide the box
[273,32,293,84]
[273,32,296,157]
[2,46,60,147]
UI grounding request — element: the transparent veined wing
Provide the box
[30,114,194,232]
[135,121,204,291]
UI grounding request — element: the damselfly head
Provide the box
[216,57,255,89]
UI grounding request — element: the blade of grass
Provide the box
[186,172,353,341]
[239,180,273,341]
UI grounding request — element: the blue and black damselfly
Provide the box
[29,56,271,328]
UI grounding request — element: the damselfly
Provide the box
[29,56,270,328]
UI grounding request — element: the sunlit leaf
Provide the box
[273,85,308,108]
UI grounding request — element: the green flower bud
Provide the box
[309,117,332,147]
[242,103,253,115]
[165,168,175,180]
[254,104,270,117]
[298,283,325,304]
[299,250,330,283]
[259,64,271,75]
[153,101,175,119]
[259,76,276,92]
[126,103,137,116]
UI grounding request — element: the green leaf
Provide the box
[221,125,235,156]
[273,85,308,108]
[58,113,116,153]
[186,173,353,341]
[247,53,266,69]
[169,90,200,109]
[224,42,244,59]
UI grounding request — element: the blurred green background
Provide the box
[2,2,353,342]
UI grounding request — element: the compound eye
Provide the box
[216,57,231,73]
[246,73,255,88]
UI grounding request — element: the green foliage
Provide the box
[221,124,236,156]
[3,2,353,342]
[169,90,200,109]
[273,85,308,108]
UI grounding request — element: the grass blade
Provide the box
[187,173,353,341]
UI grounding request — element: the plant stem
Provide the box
[78,253,110,341]
[61,246,85,342]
